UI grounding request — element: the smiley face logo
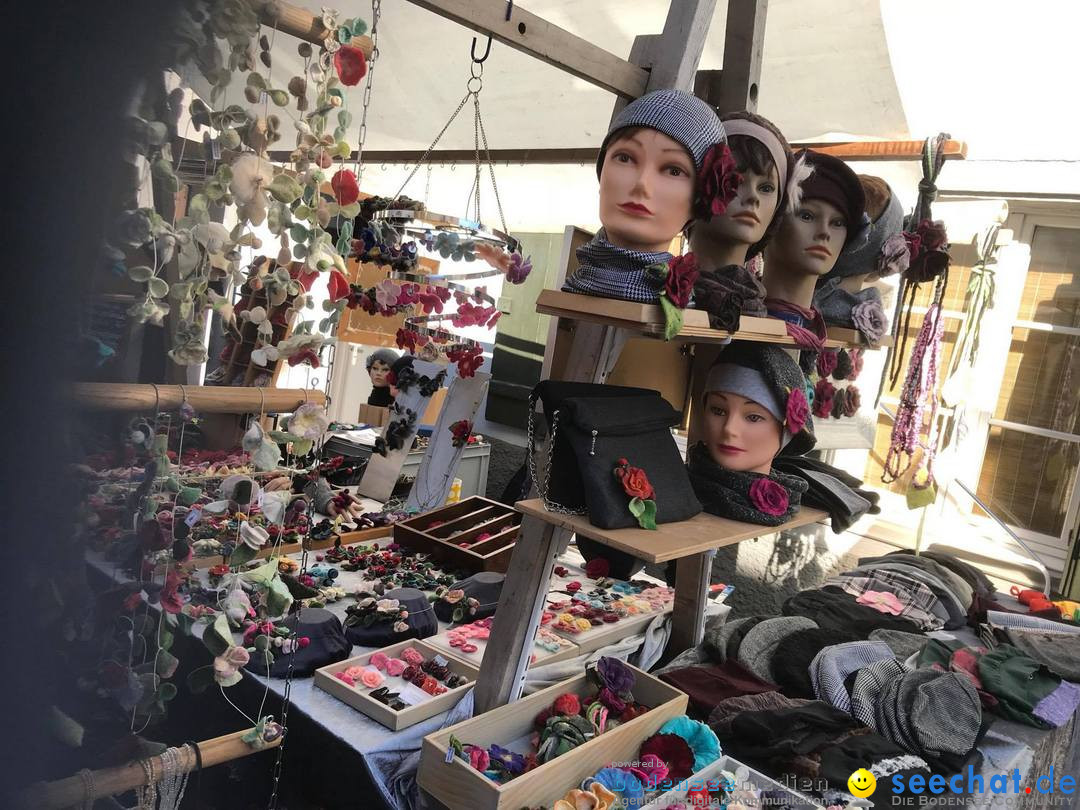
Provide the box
[848,769,877,797]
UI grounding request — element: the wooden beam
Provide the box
[646,0,719,91]
[805,139,968,161]
[261,2,373,58]
[72,383,326,413]
[402,0,649,99]
[713,0,768,114]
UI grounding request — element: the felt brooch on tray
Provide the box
[613,458,657,530]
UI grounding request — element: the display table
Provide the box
[472,499,827,713]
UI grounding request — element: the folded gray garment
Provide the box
[845,562,963,628]
[1006,629,1080,681]
[869,628,930,660]
[859,552,975,609]
[813,283,882,329]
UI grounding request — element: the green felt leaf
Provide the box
[156,650,179,679]
[159,625,174,652]
[293,204,312,221]
[906,480,937,510]
[639,499,657,530]
[202,614,233,658]
[147,277,169,299]
[289,223,310,243]
[158,682,178,702]
[264,575,294,618]
[268,174,304,204]
[659,295,684,341]
[628,497,645,517]
[269,89,290,107]
[241,559,278,587]
[291,438,313,457]
[217,669,243,688]
[228,542,258,568]
[246,72,266,90]
[127,265,153,282]
[254,635,271,652]
[340,202,361,219]
[337,109,353,129]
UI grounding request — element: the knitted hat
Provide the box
[433,571,504,623]
[705,341,816,455]
[826,175,905,281]
[596,89,724,178]
[366,347,400,371]
[796,150,866,248]
[813,284,884,331]
[246,607,351,678]
[851,657,907,728]
[737,615,818,683]
[770,627,862,700]
[703,615,767,663]
[868,629,930,661]
[877,669,982,757]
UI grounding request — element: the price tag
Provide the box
[185,508,202,528]
[444,747,455,763]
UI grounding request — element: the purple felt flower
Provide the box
[596,656,635,696]
[507,252,533,285]
[852,299,888,344]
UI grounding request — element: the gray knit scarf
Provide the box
[686,442,807,525]
[562,230,671,303]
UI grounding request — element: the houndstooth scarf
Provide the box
[562,230,671,303]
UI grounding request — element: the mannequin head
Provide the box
[702,390,783,474]
[367,348,400,389]
[598,128,695,253]
[691,112,794,269]
[764,150,865,307]
[594,89,724,253]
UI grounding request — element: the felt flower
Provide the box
[876,232,911,278]
[665,253,699,309]
[659,716,722,772]
[360,668,384,688]
[857,590,905,616]
[507,252,533,284]
[852,299,888,344]
[467,746,490,772]
[488,744,528,777]
[288,402,331,440]
[443,589,465,605]
[584,558,610,580]
[841,384,861,417]
[696,142,741,218]
[331,169,360,206]
[230,154,274,204]
[813,378,836,419]
[816,349,838,379]
[334,44,367,85]
[159,569,185,614]
[904,219,950,283]
[639,733,695,782]
[785,387,809,435]
[848,347,864,380]
[589,768,645,806]
[449,419,473,449]
[327,269,351,302]
[614,458,657,530]
[749,477,789,517]
[474,242,512,273]
[553,693,581,716]
[213,645,250,686]
[597,687,626,713]
[596,656,635,697]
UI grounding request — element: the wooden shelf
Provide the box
[514,498,827,564]
[536,289,891,349]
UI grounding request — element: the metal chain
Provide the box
[266,642,295,810]
[354,0,381,182]
[389,88,472,206]
[472,63,483,222]
[526,405,585,515]
[474,94,510,239]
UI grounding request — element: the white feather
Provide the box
[786,154,814,214]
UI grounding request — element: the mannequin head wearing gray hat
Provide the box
[595,89,724,254]
[366,347,400,406]
[763,150,866,309]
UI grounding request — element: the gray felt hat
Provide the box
[825,182,904,280]
[737,615,818,683]
[596,89,724,178]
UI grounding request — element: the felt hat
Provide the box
[795,150,866,248]
[876,669,982,757]
[596,89,725,178]
[703,615,766,663]
[705,341,817,455]
[433,571,505,623]
[809,640,896,713]
[826,175,905,280]
[344,587,437,648]
[868,629,930,661]
[812,283,886,337]
[770,627,863,700]
[737,615,818,683]
[366,347,400,371]
[246,607,351,678]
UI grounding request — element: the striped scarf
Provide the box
[562,230,671,304]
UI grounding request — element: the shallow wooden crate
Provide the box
[314,639,478,732]
[643,755,824,808]
[419,665,688,810]
[425,624,581,668]
[394,496,521,573]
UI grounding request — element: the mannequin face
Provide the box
[369,359,391,388]
[693,163,779,255]
[702,392,782,474]
[770,199,848,278]
[598,129,694,253]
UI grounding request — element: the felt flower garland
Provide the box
[613,458,657,530]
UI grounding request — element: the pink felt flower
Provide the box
[375,279,400,308]
[331,169,360,206]
[468,746,491,772]
[749,478,789,517]
[334,671,356,686]
[401,647,424,666]
[334,44,367,86]
[360,668,385,688]
[370,652,389,671]
[857,590,905,616]
[386,658,406,677]
[785,387,809,435]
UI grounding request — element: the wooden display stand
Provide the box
[393,496,521,573]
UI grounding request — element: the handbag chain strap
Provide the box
[527,399,586,516]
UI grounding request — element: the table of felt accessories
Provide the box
[83,488,688,810]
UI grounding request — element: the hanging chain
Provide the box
[266,645,295,810]
[526,405,585,516]
[353,0,381,183]
[389,89,472,206]
[471,62,484,222]
[474,93,510,239]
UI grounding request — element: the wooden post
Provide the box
[72,383,325,413]
[668,549,716,654]
[474,515,572,712]
[712,0,768,113]
[262,2,374,57]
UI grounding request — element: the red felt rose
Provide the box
[331,169,360,206]
[288,348,321,368]
[816,349,839,379]
[584,557,610,580]
[640,733,695,782]
[696,143,741,219]
[614,462,654,500]
[749,477,790,517]
[327,269,351,302]
[785,387,810,435]
[841,384,861,417]
[848,348,864,381]
[333,44,367,86]
[812,378,836,419]
[664,253,699,309]
[553,693,581,716]
[916,219,948,252]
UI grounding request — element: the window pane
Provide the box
[993,328,1080,434]
[976,426,1079,537]
[1016,225,1080,326]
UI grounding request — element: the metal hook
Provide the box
[471,35,492,64]
[505,0,513,20]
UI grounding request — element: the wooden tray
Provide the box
[419,665,688,810]
[394,496,521,573]
[425,624,581,668]
[643,755,824,808]
[314,639,479,732]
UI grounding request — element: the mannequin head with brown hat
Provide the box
[763,149,865,309]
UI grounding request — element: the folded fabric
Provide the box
[707,690,812,733]
[810,641,896,713]
[977,644,1070,728]
[844,563,962,629]
[828,571,944,631]
[769,460,873,534]
[916,550,996,600]
[868,628,929,660]
[1033,679,1080,728]
[692,264,769,331]
[874,669,982,759]
[874,552,975,609]
[1005,628,1080,680]
[562,230,669,304]
[659,660,777,717]
[851,657,908,729]
[770,628,862,700]
[782,587,922,638]
[737,616,819,684]
[987,610,1080,635]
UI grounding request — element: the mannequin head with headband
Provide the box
[701,342,815,473]
[690,112,799,271]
